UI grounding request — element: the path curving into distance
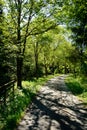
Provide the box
[16,75,87,130]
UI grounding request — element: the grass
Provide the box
[0,74,59,130]
[65,74,87,104]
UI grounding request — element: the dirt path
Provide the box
[16,75,87,130]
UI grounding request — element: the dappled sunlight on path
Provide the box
[16,75,87,130]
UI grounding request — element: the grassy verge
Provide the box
[0,74,59,130]
[65,74,87,104]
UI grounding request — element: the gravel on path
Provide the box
[16,75,87,130]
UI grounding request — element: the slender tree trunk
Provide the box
[80,44,83,73]
[35,54,39,79]
[44,55,48,76]
[17,57,23,88]
[57,62,60,73]
[34,42,39,79]
[16,0,33,88]
[17,0,22,88]
[45,64,48,76]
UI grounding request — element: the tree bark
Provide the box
[44,55,48,76]
[34,42,39,79]
[17,57,23,88]
[35,54,39,79]
[17,0,22,88]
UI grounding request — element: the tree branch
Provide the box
[22,0,34,56]
[27,23,58,36]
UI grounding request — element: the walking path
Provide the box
[16,75,87,130]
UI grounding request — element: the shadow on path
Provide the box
[16,75,87,130]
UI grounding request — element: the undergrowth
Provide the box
[65,74,87,104]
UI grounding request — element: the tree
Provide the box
[5,0,65,88]
[64,0,87,75]
[23,25,72,78]
[0,0,16,85]
[0,0,6,85]
[0,0,10,85]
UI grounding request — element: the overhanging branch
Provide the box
[27,23,59,36]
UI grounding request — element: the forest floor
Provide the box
[15,75,87,130]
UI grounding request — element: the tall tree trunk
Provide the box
[17,0,22,88]
[16,0,33,88]
[34,42,39,79]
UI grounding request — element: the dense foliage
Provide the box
[0,0,16,85]
[0,0,87,85]
[65,0,87,75]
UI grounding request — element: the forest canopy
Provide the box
[0,0,87,87]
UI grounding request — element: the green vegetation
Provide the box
[0,0,87,129]
[0,0,87,87]
[0,74,59,130]
[65,75,87,104]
